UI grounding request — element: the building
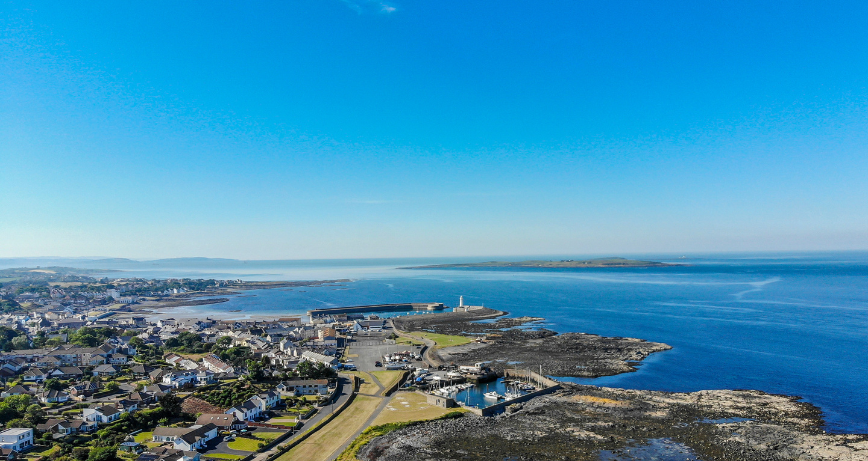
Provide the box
[276,379,329,396]
[152,424,218,451]
[82,405,123,424]
[225,400,261,421]
[0,429,33,452]
[300,351,338,367]
[195,414,245,431]
[201,354,234,374]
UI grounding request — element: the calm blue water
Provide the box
[8,252,866,433]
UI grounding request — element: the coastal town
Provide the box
[0,267,564,461]
[1,267,866,461]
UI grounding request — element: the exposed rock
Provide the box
[393,308,670,378]
[359,384,868,461]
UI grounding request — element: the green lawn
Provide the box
[202,454,244,460]
[133,432,153,443]
[410,331,471,348]
[227,437,261,451]
[253,431,283,441]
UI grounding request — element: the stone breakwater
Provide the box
[392,308,671,378]
[359,384,868,461]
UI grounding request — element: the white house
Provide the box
[251,390,280,411]
[201,354,234,374]
[152,424,218,451]
[82,405,123,424]
[300,351,338,367]
[276,379,329,396]
[162,371,198,389]
[0,428,33,452]
[225,400,260,421]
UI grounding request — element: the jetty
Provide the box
[308,302,446,318]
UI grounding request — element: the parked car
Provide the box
[223,436,234,442]
[375,361,382,367]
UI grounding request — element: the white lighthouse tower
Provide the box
[459,296,464,308]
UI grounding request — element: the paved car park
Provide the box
[347,332,424,372]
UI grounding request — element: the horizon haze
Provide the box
[2,1,867,259]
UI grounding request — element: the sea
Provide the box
[3,251,867,434]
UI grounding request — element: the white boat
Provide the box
[483,391,504,400]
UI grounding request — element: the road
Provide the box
[249,374,353,461]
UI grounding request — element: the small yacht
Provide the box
[483,391,504,400]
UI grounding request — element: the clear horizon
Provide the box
[3,1,867,259]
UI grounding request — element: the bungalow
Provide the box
[137,446,200,461]
[92,364,120,377]
[68,382,99,400]
[36,419,97,436]
[195,414,245,431]
[21,368,47,383]
[130,364,154,377]
[152,424,218,451]
[38,389,69,404]
[52,366,84,379]
[128,391,156,405]
[82,405,123,424]
[0,386,32,398]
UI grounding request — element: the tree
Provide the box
[44,378,65,391]
[11,336,29,350]
[24,404,45,425]
[5,417,30,428]
[86,447,118,461]
[105,381,120,392]
[158,393,181,417]
[3,394,32,414]
[295,361,313,378]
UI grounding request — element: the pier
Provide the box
[308,302,446,318]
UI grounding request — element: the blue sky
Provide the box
[2,0,867,259]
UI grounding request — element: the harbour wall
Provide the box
[308,302,445,318]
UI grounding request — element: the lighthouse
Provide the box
[459,296,464,307]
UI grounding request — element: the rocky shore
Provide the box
[392,308,670,378]
[359,384,868,461]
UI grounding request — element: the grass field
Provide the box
[371,392,467,426]
[278,395,381,461]
[395,335,424,346]
[409,331,471,348]
[369,371,404,394]
[344,371,379,395]
[201,454,244,460]
[227,437,261,451]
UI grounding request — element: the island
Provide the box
[400,257,680,269]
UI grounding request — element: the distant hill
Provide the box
[400,257,680,269]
